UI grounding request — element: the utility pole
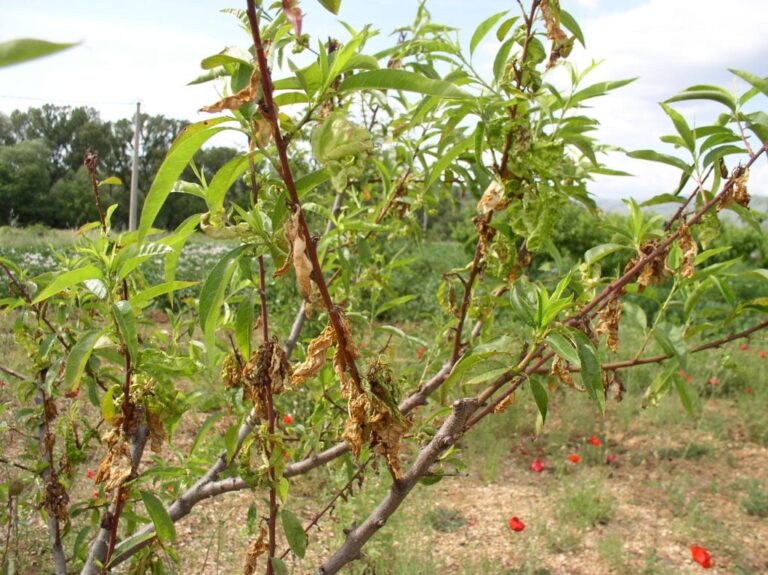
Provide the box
[128,101,141,231]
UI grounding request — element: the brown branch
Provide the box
[84,148,106,234]
[0,364,29,381]
[279,457,371,561]
[316,399,478,574]
[246,0,362,389]
[662,165,714,232]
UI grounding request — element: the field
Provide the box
[1,226,767,575]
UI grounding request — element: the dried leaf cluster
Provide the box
[242,340,292,418]
[595,297,622,352]
[540,0,574,68]
[718,166,751,210]
[95,428,133,492]
[677,222,698,279]
[627,240,671,292]
[551,355,576,388]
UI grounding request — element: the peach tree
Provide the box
[0,1,766,574]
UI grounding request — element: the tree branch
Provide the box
[315,399,478,575]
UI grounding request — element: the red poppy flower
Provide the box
[606,454,617,464]
[745,386,753,395]
[568,454,581,464]
[91,490,99,499]
[740,342,749,351]
[86,469,95,479]
[759,351,767,359]
[588,435,602,447]
[685,374,693,383]
[283,414,294,425]
[508,516,526,532]
[416,346,427,361]
[530,459,544,473]
[707,377,719,386]
[690,545,712,569]
[678,369,687,378]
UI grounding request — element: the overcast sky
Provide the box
[1,0,766,200]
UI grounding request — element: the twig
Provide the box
[0,364,29,381]
[246,0,362,389]
[315,399,478,575]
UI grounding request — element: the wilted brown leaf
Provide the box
[595,297,622,352]
[292,322,335,387]
[146,407,166,453]
[95,429,132,492]
[243,526,268,575]
[494,392,517,413]
[678,222,697,279]
[551,355,576,388]
[243,340,292,418]
[477,179,507,215]
[718,166,751,210]
[626,240,671,293]
[200,70,260,113]
[275,211,313,306]
[44,478,69,522]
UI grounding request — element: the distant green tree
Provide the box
[0,139,52,225]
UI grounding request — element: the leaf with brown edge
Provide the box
[146,407,166,453]
[595,297,622,352]
[200,70,260,113]
[292,322,335,387]
[677,221,697,279]
[243,526,268,575]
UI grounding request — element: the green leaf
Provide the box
[235,289,256,358]
[492,38,515,85]
[295,168,331,198]
[584,243,629,266]
[701,145,748,170]
[64,329,104,394]
[281,509,307,559]
[673,375,695,417]
[129,281,198,309]
[112,301,138,361]
[139,117,232,239]
[338,69,469,99]
[31,265,103,304]
[425,135,474,189]
[571,79,636,105]
[470,10,508,57]
[660,103,695,152]
[0,38,78,68]
[277,477,289,503]
[729,69,768,97]
[317,0,341,14]
[101,385,118,425]
[545,332,580,366]
[206,153,251,214]
[574,334,605,414]
[140,490,176,544]
[665,86,736,111]
[189,413,223,457]
[199,245,248,358]
[559,10,584,47]
[374,294,417,317]
[643,362,676,407]
[529,378,548,423]
[272,557,289,575]
[627,149,691,173]
[99,176,123,187]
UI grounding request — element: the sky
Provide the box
[1,0,766,201]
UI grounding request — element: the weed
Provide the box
[425,505,466,533]
[741,482,768,518]
[556,480,617,529]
